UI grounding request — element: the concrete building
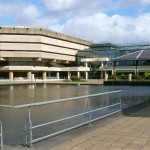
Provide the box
[0,26,93,81]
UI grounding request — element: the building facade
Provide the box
[1,26,150,81]
[0,26,93,81]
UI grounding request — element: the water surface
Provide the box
[0,85,150,146]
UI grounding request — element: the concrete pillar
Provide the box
[77,71,80,78]
[101,62,104,68]
[85,62,88,67]
[85,72,88,80]
[105,73,108,81]
[31,74,35,81]
[101,71,103,79]
[42,72,46,80]
[48,72,51,79]
[9,71,13,80]
[27,72,32,80]
[68,71,71,80]
[128,74,132,81]
[56,72,60,79]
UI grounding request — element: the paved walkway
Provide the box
[5,102,150,150]
[49,102,150,150]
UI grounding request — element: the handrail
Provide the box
[0,121,3,149]
[32,103,120,129]
[25,90,122,147]
[0,90,122,108]
[0,90,122,148]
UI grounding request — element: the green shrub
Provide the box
[70,75,80,81]
[118,73,128,80]
[132,75,142,80]
[144,72,150,79]
[108,74,117,80]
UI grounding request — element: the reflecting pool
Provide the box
[0,85,150,146]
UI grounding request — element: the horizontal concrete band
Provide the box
[0,27,93,46]
[0,66,90,71]
[0,35,89,51]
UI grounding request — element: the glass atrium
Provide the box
[77,42,150,78]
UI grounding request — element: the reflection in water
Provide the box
[9,86,13,91]
[0,85,150,146]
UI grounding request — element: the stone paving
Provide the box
[50,104,150,150]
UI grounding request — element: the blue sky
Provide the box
[0,0,150,43]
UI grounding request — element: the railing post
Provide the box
[28,107,33,148]
[120,97,122,111]
[87,97,92,126]
[0,121,3,149]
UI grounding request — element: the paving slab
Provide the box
[49,101,150,150]
[4,101,150,150]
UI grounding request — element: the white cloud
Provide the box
[41,0,110,19]
[1,0,150,44]
[0,2,39,25]
[53,13,150,44]
[42,0,77,11]
[141,0,150,5]
[14,5,40,25]
[0,1,55,27]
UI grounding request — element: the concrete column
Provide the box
[9,71,13,80]
[68,71,71,80]
[128,74,132,81]
[77,71,80,78]
[27,72,32,80]
[85,72,88,80]
[101,62,104,68]
[56,72,60,79]
[85,62,88,67]
[101,71,103,79]
[48,72,51,79]
[31,74,35,81]
[105,73,108,81]
[42,72,46,80]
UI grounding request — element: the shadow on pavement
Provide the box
[122,100,150,117]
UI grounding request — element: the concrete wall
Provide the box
[0,27,93,63]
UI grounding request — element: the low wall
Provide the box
[104,80,150,86]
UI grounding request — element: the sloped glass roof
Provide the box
[113,50,150,60]
[140,50,150,59]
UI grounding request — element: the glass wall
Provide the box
[77,42,150,67]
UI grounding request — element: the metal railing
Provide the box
[0,121,3,149]
[0,90,122,148]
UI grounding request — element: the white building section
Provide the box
[81,58,110,62]
[0,26,93,81]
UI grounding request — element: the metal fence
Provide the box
[0,90,122,148]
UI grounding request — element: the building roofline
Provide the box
[0,26,94,46]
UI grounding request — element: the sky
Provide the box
[0,0,150,44]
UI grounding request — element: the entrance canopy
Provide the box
[81,57,110,62]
